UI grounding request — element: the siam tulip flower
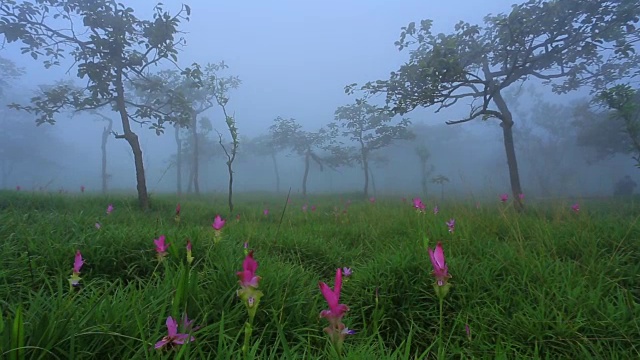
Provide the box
[446,218,455,233]
[95,222,101,230]
[154,235,170,260]
[186,239,194,265]
[413,197,426,212]
[433,205,439,215]
[311,205,317,212]
[175,203,181,223]
[236,213,241,222]
[500,193,509,202]
[16,185,20,191]
[106,204,114,215]
[428,242,451,287]
[80,185,85,193]
[518,193,524,201]
[302,204,308,212]
[212,215,225,243]
[263,208,269,216]
[243,241,249,256]
[155,316,195,350]
[369,197,375,203]
[319,268,353,355]
[68,250,84,289]
[571,203,580,212]
[236,251,264,318]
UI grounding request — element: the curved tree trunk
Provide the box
[271,153,280,193]
[362,153,370,198]
[302,151,310,196]
[175,124,182,196]
[493,91,524,211]
[101,118,113,194]
[115,68,149,210]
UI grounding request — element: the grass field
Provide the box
[0,191,639,359]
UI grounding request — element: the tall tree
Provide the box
[242,133,286,193]
[347,0,640,211]
[1,0,192,210]
[269,117,331,196]
[332,100,413,198]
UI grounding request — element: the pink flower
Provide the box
[428,242,451,286]
[16,185,21,191]
[433,205,439,215]
[155,316,195,349]
[302,204,308,212]
[106,204,114,215]
[73,250,84,274]
[518,193,524,201]
[94,222,101,230]
[186,239,194,264]
[154,235,170,257]
[263,208,269,216]
[80,185,85,193]
[571,203,580,212]
[237,251,261,288]
[175,203,181,216]
[446,218,455,233]
[311,205,317,212]
[500,193,508,202]
[369,197,375,203]
[236,213,241,222]
[319,268,349,322]
[212,215,225,230]
[412,197,426,211]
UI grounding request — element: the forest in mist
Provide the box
[1,0,639,209]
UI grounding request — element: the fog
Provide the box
[0,0,637,200]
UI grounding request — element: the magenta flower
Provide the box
[155,316,195,350]
[369,197,375,203]
[433,205,439,215]
[94,222,101,230]
[176,203,181,216]
[68,250,84,288]
[16,185,20,191]
[73,250,84,273]
[571,203,580,212]
[154,235,170,259]
[237,251,261,288]
[446,218,455,233]
[186,239,194,264]
[80,185,85,193]
[500,193,508,202]
[106,204,113,215]
[412,197,426,212]
[302,204,308,212]
[319,268,349,322]
[212,215,225,230]
[518,193,524,201]
[263,208,269,216]
[311,205,317,212]
[428,242,451,286]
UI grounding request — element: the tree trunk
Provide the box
[271,152,280,193]
[420,160,428,197]
[302,151,310,197]
[191,113,200,195]
[369,166,376,197]
[175,124,182,197]
[362,153,370,198]
[227,159,234,212]
[115,68,149,210]
[493,91,524,211]
[101,118,113,194]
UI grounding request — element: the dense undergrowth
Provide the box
[0,191,638,359]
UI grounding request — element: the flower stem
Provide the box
[438,297,444,360]
[242,316,254,360]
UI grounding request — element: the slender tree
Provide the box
[332,100,413,198]
[1,1,192,210]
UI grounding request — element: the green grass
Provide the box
[0,191,639,359]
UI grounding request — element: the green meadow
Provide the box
[0,191,639,359]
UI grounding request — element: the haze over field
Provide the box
[1,0,638,202]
